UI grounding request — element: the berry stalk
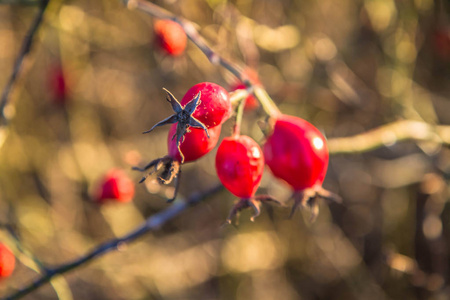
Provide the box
[233,91,247,136]
[253,86,281,118]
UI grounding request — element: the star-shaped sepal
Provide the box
[225,195,282,225]
[143,88,209,163]
[290,187,342,221]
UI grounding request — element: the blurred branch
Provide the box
[0,0,50,125]
[124,0,281,117]
[3,184,223,300]
[1,224,72,300]
[0,0,40,4]
[328,120,450,154]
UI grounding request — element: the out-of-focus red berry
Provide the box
[154,19,187,56]
[168,123,222,163]
[433,27,450,61]
[180,82,231,128]
[0,243,15,278]
[48,65,67,104]
[229,68,261,111]
[215,135,264,198]
[95,169,135,203]
[263,115,329,191]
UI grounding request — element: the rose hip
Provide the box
[0,243,15,278]
[216,134,279,223]
[263,114,340,219]
[95,169,135,203]
[154,20,187,56]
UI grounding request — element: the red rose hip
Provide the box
[216,135,264,198]
[216,134,279,223]
[96,169,135,203]
[135,124,222,202]
[264,115,328,190]
[154,20,187,56]
[263,114,340,219]
[0,243,15,278]
[168,123,221,163]
[143,83,230,162]
[180,82,231,128]
[229,68,261,111]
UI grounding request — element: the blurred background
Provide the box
[0,0,449,299]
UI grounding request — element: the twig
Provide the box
[124,0,281,117]
[0,0,50,124]
[125,0,242,80]
[3,184,223,300]
[328,120,450,154]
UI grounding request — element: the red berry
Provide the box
[168,123,221,163]
[48,65,67,104]
[154,20,187,56]
[230,68,261,111]
[216,135,264,198]
[263,115,328,191]
[180,82,231,128]
[230,83,259,111]
[433,27,450,61]
[96,169,135,203]
[0,243,15,278]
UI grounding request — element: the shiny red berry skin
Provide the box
[215,135,264,198]
[96,169,135,203]
[154,20,187,56]
[263,115,329,191]
[168,123,222,163]
[180,82,231,128]
[0,243,15,278]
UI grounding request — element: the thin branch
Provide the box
[125,0,242,80]
[124,0,281,117]
[3,184,223,300]
[328,120,450,154]
[0,0,50,124]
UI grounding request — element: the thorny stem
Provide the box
[4,184,223,300]
[0,0,50,125]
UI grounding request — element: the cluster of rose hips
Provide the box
[93,21,340,220]
[132,80,340,223]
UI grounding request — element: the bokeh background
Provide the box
[0,0,449,299]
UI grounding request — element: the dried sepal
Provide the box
[132,155,182,201]
[225,195,281,225]
[143,88,210,163]
[290,187,342,221]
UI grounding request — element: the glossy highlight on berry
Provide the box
[263,114,329,191]
[216,134,280,223]
[180,82,231,128]
[263,114,340,220]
